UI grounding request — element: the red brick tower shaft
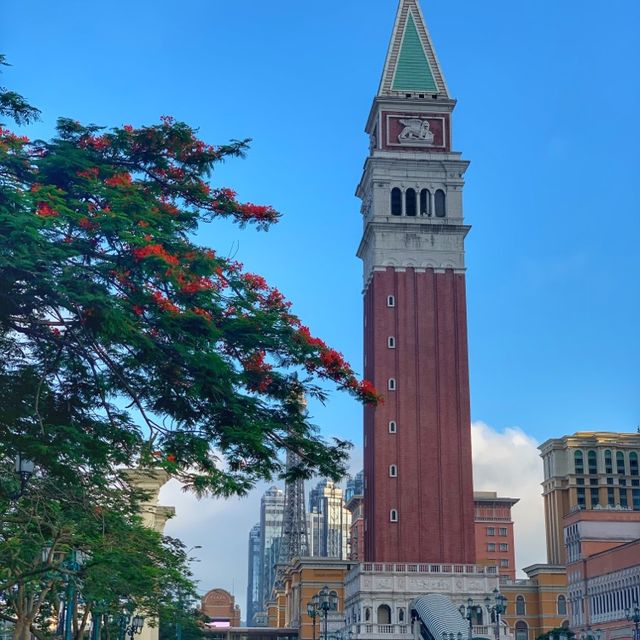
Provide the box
[357,0,476,564]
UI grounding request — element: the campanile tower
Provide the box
[358,0,476,564]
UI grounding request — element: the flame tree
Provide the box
[0,57,379,498]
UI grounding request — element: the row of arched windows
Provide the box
[360,605,405,625]
[574,450,639,475]
[390,187,446,217]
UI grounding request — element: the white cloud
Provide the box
[471,421,547,575]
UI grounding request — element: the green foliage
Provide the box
[0,62,381,640]
[0,71,380,499]
[537,628,574,640]
[0,470,195,640]
[0,56,40,125]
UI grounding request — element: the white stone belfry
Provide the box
[356,0,470,289]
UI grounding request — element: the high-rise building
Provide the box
[308,479,351,560]
[473,491,519,580]
[358,0,475,564]
[345,472,365,561]
[539,431,640,565]
[258,486,284,616]
[245,523,261,626]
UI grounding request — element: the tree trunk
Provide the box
[12,618,33,640]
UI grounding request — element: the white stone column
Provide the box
[122,469,175,640]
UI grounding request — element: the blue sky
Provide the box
[4,0,640,611]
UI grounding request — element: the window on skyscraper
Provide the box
[388,421,397,433]
[388,378,396,391]
[389,465,397,477]
[388,336,396,348]
[387,295,395,307]
[499,527,507,536]
[486,527,495,536]
[390,509,398,522]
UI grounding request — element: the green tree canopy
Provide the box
[0,469,195,640]
[0,70,379,497]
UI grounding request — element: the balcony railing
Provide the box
[354,624,411,636]
[359,563,497,575]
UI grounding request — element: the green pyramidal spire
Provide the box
[392,13,436,92]
[379,0,449,97]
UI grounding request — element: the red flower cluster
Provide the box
[157,200,180,216]
[176,273,214,294]
[297,325,327,350]
[81,135,111,151]
[36,202,58,217]
[166,167,185,180]
[0,127,29,143]
[244,351,273,393]
[243,273,269,291]
[319,348,349,376]
[150,290,179,314]
[244,351,272,373]
[345,378,381,403]
[105,172,132,187]
[219,188,237,199]
[237,202,278,222]
[123,124,134,133]
[263,288,291,311]
[77,167,100,180]
[78,217,94,229]
[192,307,212,321]
[132,244,179,266]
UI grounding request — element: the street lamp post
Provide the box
[626,601,640,640]
[307,596,319,640]
[122,615,145,640]
[459,598,483,640]
[63,549,87,640]
[9,454,35,500]
[484,589,507,640]
[316,586,338,640]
